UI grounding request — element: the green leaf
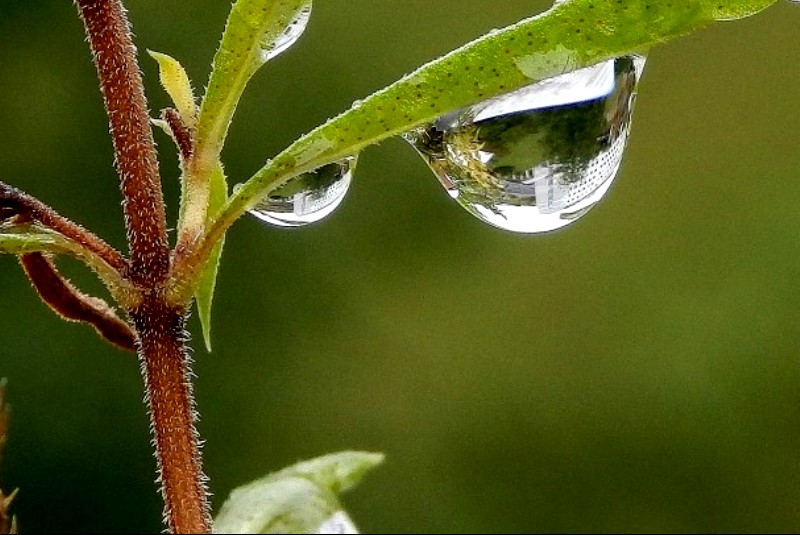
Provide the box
[148,50,197,128]
[173,0,312,272]
[213,451,384,534]
[195,0,313,163]
[148,51,199,239]
[195,162,228,352]
[210,0,778,236]
[0,229,61,255]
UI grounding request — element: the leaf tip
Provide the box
[148,50,197,129]
[201,322,213,353]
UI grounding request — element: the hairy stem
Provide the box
[0,181,127,273]
[75,0,169,285]
[130,298,211,534]
[75,2,209,532]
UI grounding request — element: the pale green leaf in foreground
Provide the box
[213,451,384,534]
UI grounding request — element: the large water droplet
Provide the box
[405,56,645,233]
[260,6,312,63]
[249,156,356,227]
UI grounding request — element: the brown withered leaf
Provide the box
[19,254,137,352]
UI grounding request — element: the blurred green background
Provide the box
[2,1,800,532]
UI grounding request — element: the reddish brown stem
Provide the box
[130,298,211,534]
[162,108,195,164]
[0,181,127,273]
[74,1,210,532]
[19,253,136,352]
[75,0,170,285]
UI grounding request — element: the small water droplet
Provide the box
[316,511,358,534]
[260,6,312,62]
[405,55,645,233]
[249,156,356,227]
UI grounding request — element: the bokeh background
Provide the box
[2,1,800,532]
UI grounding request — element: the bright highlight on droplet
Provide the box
[405,55,646,233]
[260,6,312,62]
[249,156,356,227]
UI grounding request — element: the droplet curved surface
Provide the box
[249,156,355,228]
[260,5,312,62]
[405,55,645,233]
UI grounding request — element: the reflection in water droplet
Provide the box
[249,156,356,227]
[405,56,645,233]
[260,6,312,62]
[316,511,359,534]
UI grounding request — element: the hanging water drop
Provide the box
[260,5,312,63]
[405,55,645,233]
[249,156,356,227]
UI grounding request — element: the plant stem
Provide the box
[75,1,210,532]
[0,181,127,273]
[75,0,169,285]
[130,297,211,534]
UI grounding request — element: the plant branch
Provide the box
[75,3,210,533]
[75,0,170,285]
[0,226,139,309]
[129,298,211,534]
[162,108,194,164]
[0,181,126,273]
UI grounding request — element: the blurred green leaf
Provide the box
[213,451,384,534]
